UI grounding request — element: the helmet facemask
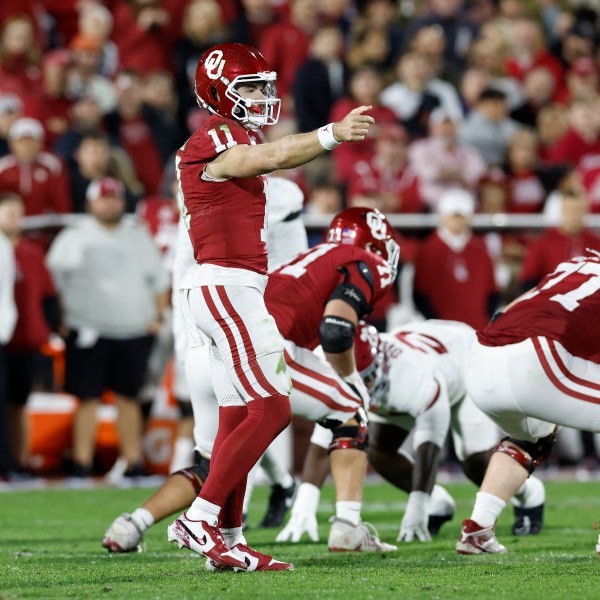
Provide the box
[227,73,281,129]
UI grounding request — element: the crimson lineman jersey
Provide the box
[478,255,600,363]
[266,243,393,350]
[176,114,269,274]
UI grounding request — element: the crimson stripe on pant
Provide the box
[201,286,263,398]
[290,377,357,413]
[216,286,281,397]
[533,337,600,404]
[284,350,359,404]
[546,339,600,392]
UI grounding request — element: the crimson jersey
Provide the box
[479,255,600,363]
[265,243,393,349]
[177,114,269,274]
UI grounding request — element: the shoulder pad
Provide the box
[357,260,374,291]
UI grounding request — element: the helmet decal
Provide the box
[204,50,225,79]
[366,211,388,241]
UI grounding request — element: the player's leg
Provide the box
[281,343,396,552]
[457,339,558,555]
[170,285,293,571]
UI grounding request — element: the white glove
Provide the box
[275,483,320,543]
[398,491,432,543]
[343,370,371,411]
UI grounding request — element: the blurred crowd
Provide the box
[1,0,600,482]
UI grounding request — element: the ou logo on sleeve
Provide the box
[205,50,225,79]
[366,211,388,241]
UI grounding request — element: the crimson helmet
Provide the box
[194,43,280,130]
[327,207,400,283]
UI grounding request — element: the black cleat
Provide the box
[512,503,544,535]
[259,480,298,528]
[428,513,454,537]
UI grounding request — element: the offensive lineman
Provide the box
[457,252,600,555]
[167,42,374,571]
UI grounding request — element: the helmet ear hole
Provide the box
[210,86,220,103]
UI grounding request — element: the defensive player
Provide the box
[102,208,400,558]
[456,252,600,555]
[279,320,545,543]
[168,42,374,571]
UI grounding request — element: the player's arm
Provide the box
[206,106,374,179]
[398,377,450,543]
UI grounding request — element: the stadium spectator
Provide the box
[329,66,397,183]
[519,183,600,291]
[229,0,280,48]
[0,193,57,474]
[173,0,229,128]
[53,96,104,169]
[105,69,180,197]
[504,18,564,91]
[504,128,546,214]
[510,67,557,127]
[0,118,71,217]
[381,51,462,138]
[69,132,141,214]
[111,0,186,76]
[467,33,524,110]
[413,189,499,329]
[143,70,180,131]
[0,227,17,480]
[46,177,169,480]
[0,16,41,93]
[555,56,599,105]
[293,26,348,133]
[32,49,73,149]
[0,93,22,157]
[347,122,423,214]
[459,87,519,166]
[536,104,569,162]
[66,33,117,114]
[404,0,478,74]
[345,24,394,78]
[260,0,318,110]
[478,167,510,214]
[409,107,486,212]
[77,2,119,78]
[553,18,598,71]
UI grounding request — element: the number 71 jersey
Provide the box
[266,242,394,350]
[478,254,600,363]
[176,114,270,275]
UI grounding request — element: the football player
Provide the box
[279,320,545,544]
[457,252,600,555]
[103,207,400,559]
[167,42,374,571]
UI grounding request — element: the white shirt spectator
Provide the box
[0,231,17,343]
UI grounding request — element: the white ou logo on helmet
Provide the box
[205,50,225,80]
[366,211,387,241]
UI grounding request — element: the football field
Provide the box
[2,479,599,599]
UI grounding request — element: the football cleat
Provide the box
[456,519,507,555]
[102,513,144,553]
[167,514,247,570]
[328,517,397,553]
[428,513,454,537]
[596,532,600,556]
[259,480,298,528]
[512,504,544,536]
[205,541,294,572]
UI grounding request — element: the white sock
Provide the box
[220,527,244,547]
[186,498,220,526]
[471,492,506,528]
[131,508,154,531]
[261,450,294,489]
[243,463,259,515]
[169,437,195,473]
[512,475,545,508]
[336,501,361,526]
[427,484,456,517]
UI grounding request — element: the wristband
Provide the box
[317,123,341,151]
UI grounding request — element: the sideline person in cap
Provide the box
[46,176,169,482]
[413,189,499,328]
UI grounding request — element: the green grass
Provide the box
[1,480,599,599]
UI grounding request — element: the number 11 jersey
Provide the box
[478,254,600,363]
[176,115,269,275]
